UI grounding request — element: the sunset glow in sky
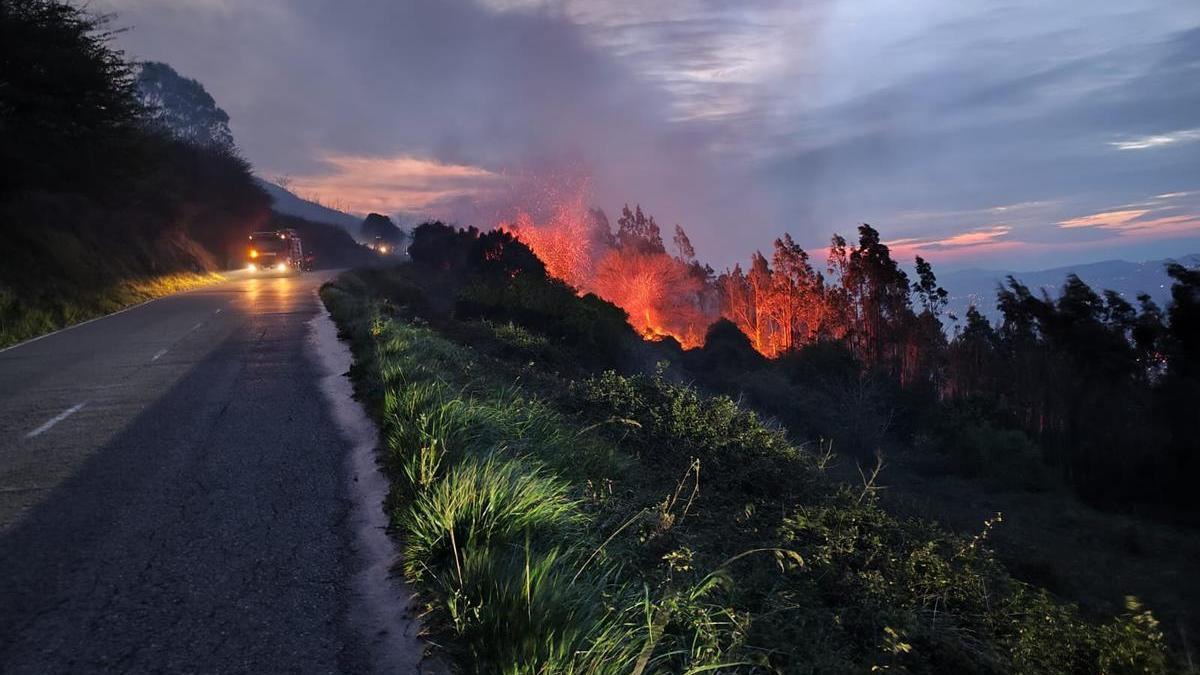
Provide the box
[100,0,1200,270]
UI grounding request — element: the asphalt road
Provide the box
[0,271,382,673]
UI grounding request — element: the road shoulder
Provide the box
[309,295,444,674]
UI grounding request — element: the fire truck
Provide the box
[246,229,304,274]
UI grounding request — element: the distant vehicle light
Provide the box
[378,245,388,254]
[276,262,287,271]
[250,249,258,258]
[247,263,257,271]
[279,233,286,239]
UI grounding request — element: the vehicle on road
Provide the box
[246,230,305,273]
[369,235,391,255]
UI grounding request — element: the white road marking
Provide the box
[26,403,87,438]
[190,322,203,332]
[151,349,168,362]
[214,308,222,315]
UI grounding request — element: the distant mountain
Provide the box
[255,179,362,232]
[940,254,1200,324]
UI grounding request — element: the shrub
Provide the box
[456,274,636,370]
[571,367,805,499]
[400,455,585,582]
[929,403,1054,491]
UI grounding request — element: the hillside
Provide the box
[256,178,364,233]
[319,225,1180,671]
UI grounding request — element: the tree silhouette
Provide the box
[1,0,143,193]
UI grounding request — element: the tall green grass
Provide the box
[321,270,1174,674]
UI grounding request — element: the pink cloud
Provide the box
[286,154,504,215]
[1057,209,1150,230]
[1057,204,1200,238]
[886,225,1018,260]
[1112,214,1200,237]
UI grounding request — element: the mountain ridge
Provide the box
[254,179,363,232]
[940,253,1200,322]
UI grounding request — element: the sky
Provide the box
[98,0,1200,271]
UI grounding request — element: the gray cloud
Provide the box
[98,0,1200,271]
[100,0,770,241]
[758,18,1200,266]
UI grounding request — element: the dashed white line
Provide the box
[190,321,203,332]
[213,308,222,315]
[151,349,168,362]
[26,403,87,438]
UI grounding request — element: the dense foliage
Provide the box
[322,257,1177,672]
[942,268,1200,509]
[0,0,144,193]
[359,212,406,250]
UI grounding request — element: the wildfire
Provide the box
[498,193,885,361]
[502,202,594,290]
[594,251,707,347]
[501,198,711,349]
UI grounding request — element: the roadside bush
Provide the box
[475,320,573,368]
[457,274,636,370]
[571,367,805,500]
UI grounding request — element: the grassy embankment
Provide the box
[321,265,1175,674]
[0,270,224,350]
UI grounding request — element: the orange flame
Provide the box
[501,198,711,349]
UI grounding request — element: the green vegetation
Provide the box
[322,248,1178,671]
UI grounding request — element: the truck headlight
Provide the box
[247,263,257,271]
[277,262,287,271]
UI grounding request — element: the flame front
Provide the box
[500,193,857,359]
[502,198,711,349]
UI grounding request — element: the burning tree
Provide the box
[503,202,714,348]
[503,200,950,381]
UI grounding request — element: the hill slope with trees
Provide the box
[320,223,1187,671]
[0,0,372,347]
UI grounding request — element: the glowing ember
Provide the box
[502,198,594,290]
[594,250,708,347]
